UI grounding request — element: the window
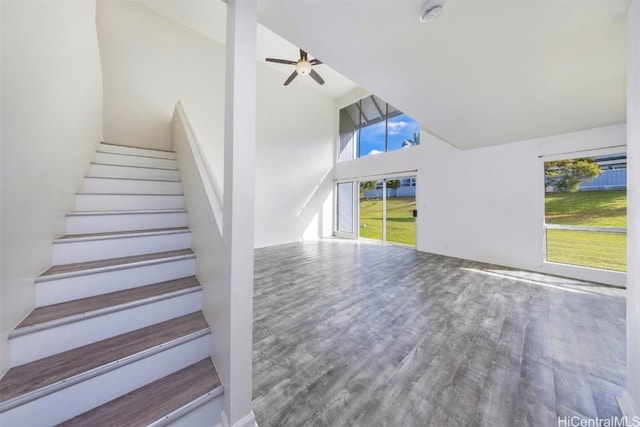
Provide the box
[338,95,420,161]
[543,153,627,272]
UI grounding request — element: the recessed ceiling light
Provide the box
[420,0,445,23]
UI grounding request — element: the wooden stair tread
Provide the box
[41,249,194,277]
[17,277,201,329]
[91,162,178,171]
[0,312,208,402]
[58,358,221,427]
[66,208,187,217]
[56,227,189,240]
[84,175,181,182]
[101,141,175,154]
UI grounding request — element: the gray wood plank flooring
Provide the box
[252,240,625,427]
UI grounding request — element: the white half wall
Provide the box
[418,124,626,286]
[254,64,336,248]
[96,0,226,169]
[624,0,640,416]
[0,0,103,376]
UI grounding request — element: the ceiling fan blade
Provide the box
[310,59,322,66]
[283,71,298,86]
[266,58,297,65]
[309,69,325,85]
[300,49,308,61]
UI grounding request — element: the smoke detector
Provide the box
[420,0,445,23]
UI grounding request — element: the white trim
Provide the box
[538,144,626,161]
[147,386,224,427]
[173,102,224,233]
[221,410,257,427]
[541,261,626,288]
[617,391,640,419]
[544,224,626,233]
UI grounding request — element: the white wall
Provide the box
[336,122,626,287]
[418,124,626,286]
[96,0,226,181]
[97,1,336,249]
[624,0,640,416]
[0,0,103,376]
[254,64,336,248]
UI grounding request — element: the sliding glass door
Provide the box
[359,180,383,241]
[385,176,416,246]
[335,181,356,238]
[356,176,416,246]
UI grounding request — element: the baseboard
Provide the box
[617,390,640,419]
[221,410,257,427]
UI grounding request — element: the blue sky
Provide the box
[359,113,420,157]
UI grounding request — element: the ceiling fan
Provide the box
[266,49,325,86]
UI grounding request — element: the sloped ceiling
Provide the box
[136,0,358,98]
[258,0,629,149]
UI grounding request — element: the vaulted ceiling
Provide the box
[139,0,629,150]
[258,0,629,149]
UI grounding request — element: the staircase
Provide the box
[0,142,223,426]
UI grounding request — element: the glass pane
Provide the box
[337,182,354,233]
[338,108,357,162]
[385,176,416,246]
[359,122,385,158]
[544,153,627,271]
[546,229,626,272]
[359,180,383,240]
[386,113,420,153]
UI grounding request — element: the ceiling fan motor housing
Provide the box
[296,60,312,75]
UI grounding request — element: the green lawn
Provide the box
[545,190,626,272]
[358,191,627,272]
[359,197,416,246]
[545,190,626,227]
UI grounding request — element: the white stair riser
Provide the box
[36,258,196,305]
[99,144,176,160]
[95,152,177,169]
[0,334,211,427]
[66,212,188,234]
[83,178,182,195]
[76,194,184,211]
[53,232,191,264]
[89,163,180,180]
[10,292,202,366]
[165,394,224,427]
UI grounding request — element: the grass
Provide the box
[545,190,627,272]
[359,197,416,246]
[357,190,627,272]
[545,190,626,227]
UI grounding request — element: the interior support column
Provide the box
[619,0,640,418]
[222,0,257,426]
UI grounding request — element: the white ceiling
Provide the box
[258,0,629,149]
[137,0,358,98]
[138,0,629,150]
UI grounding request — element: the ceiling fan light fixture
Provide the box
[419,0,445,23]
[296,60,312,75]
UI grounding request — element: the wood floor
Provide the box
[252,240,626,427]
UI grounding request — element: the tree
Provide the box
[360,181,376,197]
[386,179,400,189]
[544,158,601,192]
